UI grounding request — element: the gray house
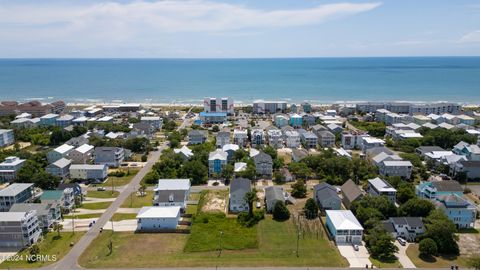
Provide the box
[313,183,341,210]
[93,147,125,167]
[9,203,61,231]
[253,152,273,177]
[216,131,231,147]
[0,183,35,212]
[229,178,251,213]
[264,186,285,212]
[0,211,41,248]
[188,130,207,145]
[317,130,336,148]
[341,180,363,209]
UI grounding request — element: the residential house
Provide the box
[9,203,61,231]
[253,152,273,177]
[0,183,34,212]
[454,160,480,179]
[41,189,74,214]
[69,164,108,182]
[291,148,308,162]
[325,210,364,245]
[289,114,303,128]
[341,131,368,150]
[267,129,283,148]
[234,162,247,173]
[153,179,191,209]
[251,128,265,148]
[0,211,41,248]
[415,146,446,156]
[0,156,26,182]
[222,144,239,161]
[66,135,89,148]
[313,183,341,211]
[57,183,85,201]
[0,129,14,147]
[435,194,477,229]
[327,123,343,134]
[378,160,413,179]
[253,100,287,114]
[39,113,59,126]
[301,102,312,113]
[383,217,425,241]
[284,130,301,148]
[188,130,207,145]
[47,144,74,163]
[45,158,71,179]
[299,130,318,149]
[55,115,74,127]
[140,116,162,130]
[229,178,251,213]
[94,147,125,167]
[233,129,248,147]
[199,112,227,125]
[416,180,463,199]
[264,186,285,212]
[216,131,231,147]
[136,206,181,231]
[208,150,228,175]
[366,177,397,203]
[317,130,335,148]
[69,144,94,164]
[341,180,363,209]
[274,115,289,128]
[174,145,194,160]
[362,137,386,153]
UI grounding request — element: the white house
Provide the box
[379,160,413,179]
[367,177,397,203]
[0,156,26,182]
[136,206,181,231]
[284,130,300,148]
[233,129,248,147]
[0,129,14,147]
[174,145,194,160]
[383,217,425,242]
[47,144,74,163]
[153,179,191,209]
[69,144,94,164]
[325,210,364,245]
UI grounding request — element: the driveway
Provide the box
[337,243,372,268]
[395,242,416,268]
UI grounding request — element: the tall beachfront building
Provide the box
[203,97,234,115]
[253,100,287,114]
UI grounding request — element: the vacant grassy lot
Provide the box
[406,244,468,268]
[120,190,153,208]
[99,169,139,187]
[0,232,85,269]
[64,213,102,219]
[112,213,137,221]
[79,217,347,268]
[87,190,119,198]
[80,202,112,210]
[184,213,257,252]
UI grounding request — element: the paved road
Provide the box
[42,108,193,270]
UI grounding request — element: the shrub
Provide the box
[304,198,319,219]
[419,238,438,257]
[237,210,265,227]
[272,201,290,221]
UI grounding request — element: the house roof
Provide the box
[341,180,363,203]
[432,181,463,192]
[53,144,74,154]
[75,144,94,154]
[230,178,251,194]
[189,130,207,137]
[222,144,239,152]
[390,217,424,228]
[9,203,55,216]
[155,179,191,191]
[234,162,247,172]
[208,149,228,161]
[49,158,71,169]
[314,183,339,203]
[216,131,230,138]
[174,146,193,157]
[382,160,413,167]
[136,206,181,219]
[382,220,396,233]
[326,210,363,230]
[264,186,284,203]
[0,183,33,197]
[459,160,480,168]
[416,146,445,155]
[368,177,396,193]
[0,212,32,222]
[70,164,107,170]
[253,152,273,163]
[372,152,401,164]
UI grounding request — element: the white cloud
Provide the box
[0,0,381,41]
[458,30,480,44]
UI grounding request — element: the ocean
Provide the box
[0,57,479,104]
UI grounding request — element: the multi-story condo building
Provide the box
[409,102,461,115]
[0,100,65,117]
[203,97,234,115]
[199,112,227,124]
[0,129,14,147]
[0,210,42,248]
[0,156,26,182]
[253,100,287,114]
[0,183,34,212]
[93,147,125,168]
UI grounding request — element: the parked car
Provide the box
[97,187,106,191]
[397,237,406,246]
[256,202,261,208]
[353,244,359,251]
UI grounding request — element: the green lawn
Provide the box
[98,169,139,187]
[80,202,112,210]
[0,232,85,269]
[406,244,468,268]
[111,213,137,221]
[184,213,257,252]
[64,213,102,219]
[79,217,348,268]
[87,190,119,199]
[120,190,153,208]
[370,257,402,268]
[186,204,198,215]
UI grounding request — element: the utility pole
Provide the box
[218,230,223,257]
[72,200,76,234]
[296,231,300,257]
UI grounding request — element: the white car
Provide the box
[353,244,359,251]
[256,202,261,208]
[397,237,407,246]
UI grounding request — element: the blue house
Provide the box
[435,194,477,229]
[289,114,303,128]
[39,113,59,126]
[208,150,228,175]
[415,181,463,199]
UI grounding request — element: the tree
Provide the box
[53,222,63,238]
[290,180,307,198]
[288,162,311,180]
[180,160,208,185]
[423,210,459,255]
[354,206,383,230]
[304,198,318,219]
[32,171,61,190]
[352,195,397,220]
[28,244,40,262]
[212,125,220,132]
[221,164,234,182]
[272,201,290,221]
[365,225,398,261]
[419,238,438,257]
[396,182,415,204]
[244,190,258,217]
[138,182,147,196]
[142,170,160,185]
[399,198,434,217]
[273,171,285,184]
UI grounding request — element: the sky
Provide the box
[0,0,479,58]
